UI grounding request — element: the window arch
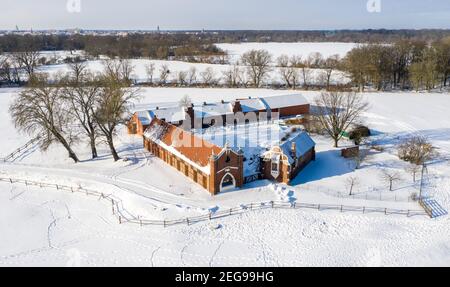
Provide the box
[220,173,236,192]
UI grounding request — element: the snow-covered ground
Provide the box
[34,57,350,86]
[1,87,449,266]
[216,42,358,63]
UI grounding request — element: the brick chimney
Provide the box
[185,103,195,129]
[233,101,242,113]
[291,142,297,158]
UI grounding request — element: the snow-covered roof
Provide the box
[150,106,186,123]
[238,98,267,113]
[136,110,152,125]
[280,132,316,164]
[135,106,186,125]
[196,121,293,177]
[144,118,223,175]
[193,102,234,118]
[260,94,309,110]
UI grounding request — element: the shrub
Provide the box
[398,136,437,165]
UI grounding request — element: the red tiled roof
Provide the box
[145,118,222,167]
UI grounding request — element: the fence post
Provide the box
[271,201,274,208]
[229,208,232,216]
[56,184,59,190]
[119,216,122,224]
[363,207,365,214]
[385,208,387,215]
[209,213,212,220]
[407,210,410,217]
[186,218,190,226]
[340,205,343,212]
[318,204,321,210]
[10,178,12,184]
[163,220,166,228]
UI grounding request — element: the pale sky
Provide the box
[0,0,449,30]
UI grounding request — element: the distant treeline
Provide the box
[214,29,450,44]
[2,29,450,55]
[0,33,224,59]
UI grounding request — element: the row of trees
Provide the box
[9,60,139,163]
[343,38,450,91]
[141,49,342,89]
[0,49,41,84]
[0,34,224,60]
[3,41,448,91]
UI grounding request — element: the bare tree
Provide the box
[323,54,340,89]
[381,170,402,191]
[9,74,79,162]
[177,70,187,86]
[346,176,359,196]
[315,92,369,147]
[93,75,140,162]
[398,136,437,165]
[222,65,243,87]
[405,164,421,183]
[145,63,155,84]
[241,49,272,88]
[179,95,192,108]
[277,55,294,88]
[62,62,100,159]
[300,58,312,88]
[187,66,197,86]
[200,67,218,86]
[103,59,134,86]
[0,56,13,83]
[12,49,40,79]
[309,52,324,68]
[159,64,170,85]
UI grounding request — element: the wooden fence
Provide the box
[0,176,430,228]
[1,135,42,163]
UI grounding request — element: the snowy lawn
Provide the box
[215,42,358,63]
[1,87,449,266]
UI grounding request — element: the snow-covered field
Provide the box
[1,85,449,266]
[34,56,350,86]
[216,42,358,63]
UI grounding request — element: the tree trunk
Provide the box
[334,138,339,148]
[90,135,98,159]
[106,134,120,161]
[53,131,79,163]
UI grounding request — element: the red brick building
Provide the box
[133,94,315,195]
[129,94,311,136]
[143,118,244,194]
